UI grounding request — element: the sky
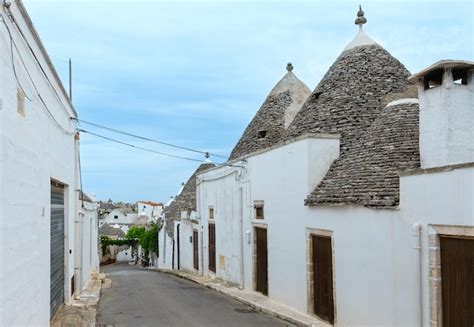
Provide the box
[23,0,473,203]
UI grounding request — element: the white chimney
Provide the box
[409,60,474,169]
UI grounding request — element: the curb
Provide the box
[156,269,323,327]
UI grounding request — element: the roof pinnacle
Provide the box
[354,5,367,28]
[286,63,294,72]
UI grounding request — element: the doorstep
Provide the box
[51,272,106,327]
[157,268,330,327]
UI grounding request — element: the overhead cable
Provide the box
[1,14,74,135]
[1,9,72,118]
[0,15,32,101]
[73,118,229,159]
[78,129,212,164]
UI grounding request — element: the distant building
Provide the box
[99,208,137,234]
[137,200,163,223]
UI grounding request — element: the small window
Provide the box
[423,69,444,90]
[114,215,118,219]
[257,130,267,139]
[255,204,264,219]
[314,91,322,100]
[143,205,146,209]
[452,69,468,85]
[17,88,25,116]
[209,207,214,220]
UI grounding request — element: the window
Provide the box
[17,88,25,116]
[254,202,264,219]
[314,91,322,100]
[114,215,118,219]
[257,130,267,139]
[453,68,468,85]
[423,69,444,90]
[209,207,214,219]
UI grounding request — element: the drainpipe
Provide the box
[200,228,204,276]
[412,222,423,327]
[239,187,244,289]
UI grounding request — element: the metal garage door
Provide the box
[50,182,65,319]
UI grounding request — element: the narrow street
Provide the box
[97,264,293,327]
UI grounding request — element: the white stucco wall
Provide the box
[157,222,173,270]
[196,131,474,326]
[76,198,100,291]
[178,216,200,272]
[418,69,474,168]
[0,2,78,325]
[197,136,340,290]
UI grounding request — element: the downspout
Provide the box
[79,212,84,292]
[239,187,244,289]
[412,222,423,327]
[200,228,204,276]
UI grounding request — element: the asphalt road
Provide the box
[97,264,292,327]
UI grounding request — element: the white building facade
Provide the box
[187,12,474,327]
[0,1,98,325]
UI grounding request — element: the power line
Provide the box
[1,9,73,118]
[1,14,74,135]
[1,15,32,101]
[73,118,229,159]
[78,128,213,164]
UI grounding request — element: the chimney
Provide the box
[409,60,474,169]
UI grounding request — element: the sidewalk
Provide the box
[51,272,108,327]
[157,268,330,327]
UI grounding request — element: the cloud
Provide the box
[23,0,473,201]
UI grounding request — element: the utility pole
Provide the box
[68,58,72,101]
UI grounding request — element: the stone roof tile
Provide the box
[229,65,310,160]
[306,101,420,208]
[164,163,215,238]
[285,44,412,154]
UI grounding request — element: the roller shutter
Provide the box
[50,182,65,319]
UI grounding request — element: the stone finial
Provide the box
[355,5,367,26]
[286,63,294,72]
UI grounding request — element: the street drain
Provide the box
[235,308,256,314]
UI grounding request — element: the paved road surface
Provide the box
[97,264,292,327]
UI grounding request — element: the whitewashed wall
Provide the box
[197,136,340,289]
[197,132,473,326]
[399,165,474,326]
[76,197,100,292]
[157,222,173,270]
[419,69,473,168]
[178,215,200,272]
[0,2,77,325]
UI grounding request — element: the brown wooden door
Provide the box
[255,227,268,295]
[208,224,216,272]
[440,236,474,327]
[312,235,334,324]
[193,230,199,270]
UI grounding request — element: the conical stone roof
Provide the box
[285,26,412,154]
[306,100,420,208]
[164,162,215,238]
[229,64,311,160]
